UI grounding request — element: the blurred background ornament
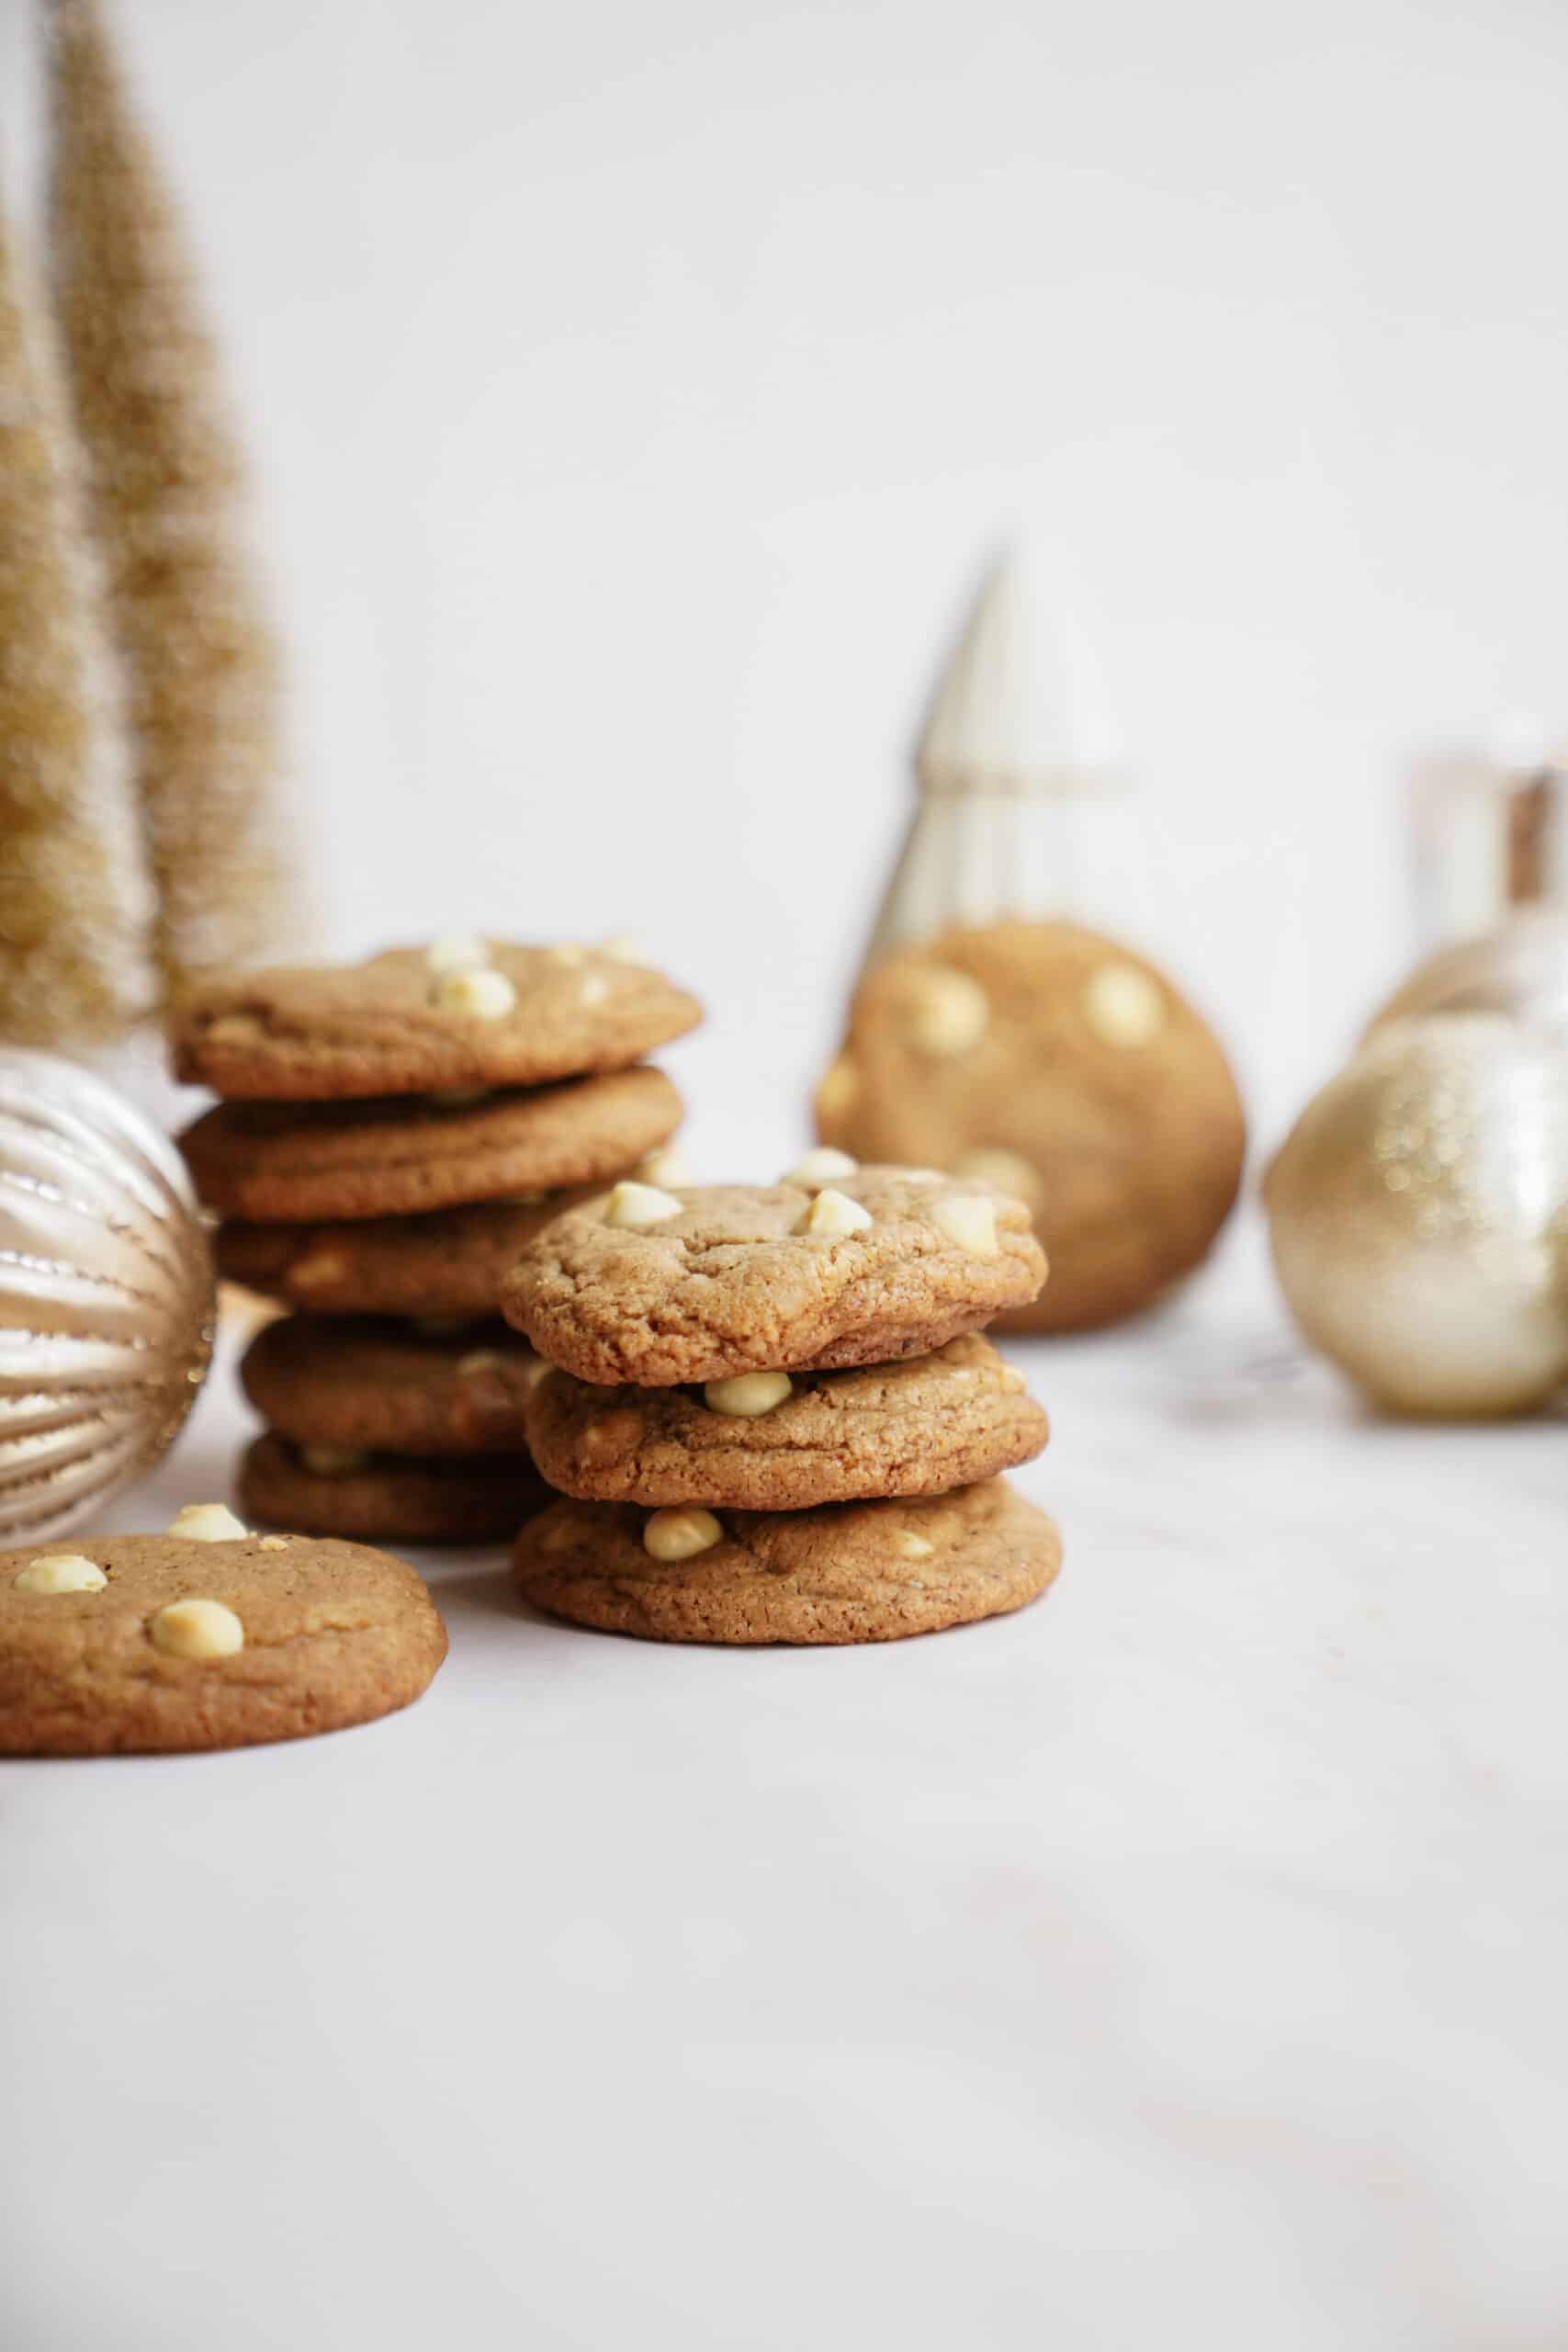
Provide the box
[1264,1014,1568,1418]
[816,539,1246,1332]
[1409,717,1568,955]
[44,0,302,1009]
[862,543,1133,969]
[1365,907,1568,1038]
[0,1049,214,1540]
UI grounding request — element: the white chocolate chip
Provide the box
[167,1503,249,1543]
[997,1362,1028,1394]
[431,967,517,1019]
[815,1057,860,1119]
[795,1187,873,1238]
[539,1517,577,1554]
[953,1148,1044,1210]
[930,1194,1000,1258]
[636,1146,690,1189]
[543,943,586,966]
[783,1146,858,1190]
[601,935,638,962]
[604,1180,683,1229]
[14,1553,107,1595]
[580,974,610,1006]
[704,1371,794,1418]
[456,1350,505,1376]
[205,1012,262,1045]
[893,1531,934,1561]
[288,1250,349,1294]
[1083,962,1166,1046]
[643,1507,723,1562]
[906,966,988,1057]
[257,1536,292,1552]
[150,1599,244,1660]
[425,933,491,974]
[300,1443,370,1477]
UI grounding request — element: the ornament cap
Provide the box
[915,546,1124,799]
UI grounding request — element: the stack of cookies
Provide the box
[502,1154,1063,1644]
[170,939,702,1544]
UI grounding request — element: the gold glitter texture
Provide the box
[0,198,147,1045]
[46,0,294,1008]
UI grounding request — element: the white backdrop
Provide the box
[5,0,1568,1161]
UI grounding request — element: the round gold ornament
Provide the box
[1265,1015,1568,1417]
[0,1049,215,1539]
[1365,910,1568,1037]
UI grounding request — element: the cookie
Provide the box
[179,1065,681,1223]
[0,1522,446,1755]
[171,941,701,1100]
[513,1476,1061,1645]
[241,1315,544,1455]
[213,1190,600,1317]
[241,1432,550,1544]
[814,920,1246,1332]
[525,1331,1049,1509]
[502,1165,1046,1386]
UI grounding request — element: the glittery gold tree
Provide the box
[45,0,294,1009]
[0,194,148,1046]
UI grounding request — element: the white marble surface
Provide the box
[6,1218,1565,2350]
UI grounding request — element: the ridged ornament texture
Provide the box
[0,1049,214,1538]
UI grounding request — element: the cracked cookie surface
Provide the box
[525,1332,1048,1508]
[816,920,1246,1332]
[513,1476,1062,1645]
[180,1066,681,1222]
[502,1167,1046,1385]
[242,1315,544,1455]
[242,1433,550,1545]
[0,1531,446,1755]
[171,943,701,1099]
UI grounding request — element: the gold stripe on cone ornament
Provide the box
[0,1049,215,1538]
[1265,1014,1568,1418]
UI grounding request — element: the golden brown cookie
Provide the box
[502,1166,1045,1385]
[213,1189,600,1317]
[513,1476,1061,1645]
[0,1523,446,1755]
[179,1065,681,1222]
[241,1432,549,1544]
[814,921,1246,1332]
[241,1315,543,1455]
[171,942,701,1099]
[525,1332,1048,1509]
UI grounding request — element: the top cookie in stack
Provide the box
[170,937,701,1544]
[503,1154,1063,1645]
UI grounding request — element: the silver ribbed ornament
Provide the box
[0,1049,214,1538]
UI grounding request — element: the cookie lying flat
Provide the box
[525,1332,1048,1509]
[172,942,701,1100]
[242,1432,550,1544]
[502,1166,1046,1386]
[513,1476,1061,1645]
[241,1316,543,1456]
[180,1065,681,1222]
[815,920,1246,1332]
[1,1521,446,1756]
[215,1190,599,1317]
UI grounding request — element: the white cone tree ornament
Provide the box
[1266,1015,1568,1418]
[863,544,1129,968]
